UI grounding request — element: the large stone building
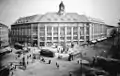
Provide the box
[0,23,9,47]
[11,1,107,47]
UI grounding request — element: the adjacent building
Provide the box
[11,1,108,47]
[0,23,9,47]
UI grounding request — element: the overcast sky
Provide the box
[0,0,120,27]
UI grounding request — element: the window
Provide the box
[86,36,89,41]
[73,36,78,40]
[60,37,65,40]
[47,42,52,46]
[47,37,52,40]
[54,18,57,21]
[40,26,45,36]
[80,27,84,35]
[73,27,78,35]
[40,26,45,30]
[53,27,58,35]
[73,18,77,21]
[67,37,71,40]
[80,36,84,40]
[54,37,58,40]
[67,18,71,21]
[67,27,71,35]
[86,26,89,35]
[40,37,45,41]
[60,27,65,36]
[47,18,51,21]
[33,25,38,35]
[47,26,52,36]
[61,18,64,21]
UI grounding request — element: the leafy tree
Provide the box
[110,28,118,38]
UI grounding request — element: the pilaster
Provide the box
[71,26,73,42]
[84,24,86,42]
[45,25,47,46]
[37,24,40,47]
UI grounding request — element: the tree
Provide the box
[108,26,120,59]
[110,28,118,38]
[0,41,4,48]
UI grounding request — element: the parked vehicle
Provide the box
[40,49,55,57]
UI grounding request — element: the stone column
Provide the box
[58,24,60,45]
[71,26,73,43]
[84,24,86,42]
[45,25,47,46]
[78,24,80,44]
[93,24,94,40]
[37,24,40,47]
[89,24,92,41]
[52,26,54,44]
[65,26,67,43]
[31,24,33,46]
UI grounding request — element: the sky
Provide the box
[0,0,120,28]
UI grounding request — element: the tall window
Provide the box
[60,37,65,40]
[67,37,71,40]
[73,36,78,40]
[53,27,58,35]
[40,37,45,41]
[47,37,52,41]
[80,36,84,40]
[54,37,58,40]
[80,27,84,36]
[40,26,45,36]
[73,27,78,35]
[67,27,71,35]
[47,26,52,36]
[86,26,89,35]
[60,27,65,36]
[33,24,38,35]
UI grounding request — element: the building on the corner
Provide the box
[0,23,9,47]
[11,1,108,47]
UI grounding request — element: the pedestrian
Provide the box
[77,60,80,64]
[69,71,72,76]
[41,57,45,62]
[92,56,96,67]
[68,54,71,61]
[71,54,74,60]
[56,62,59,69]
[48,60,51,64]
[9,63,15,76]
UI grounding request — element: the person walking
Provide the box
[69,71,72,76]
[68,53,73,61]
[48,60,51,64]
[41,57,45,62]
[56,62,59,69]
[92,56,96,67]
[71,54,74,60]
[9,63,15,76]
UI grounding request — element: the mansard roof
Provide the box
[13,12,105,25]
[38,12,89,22]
